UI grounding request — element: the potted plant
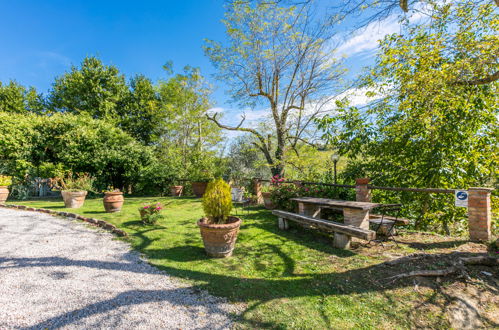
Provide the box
[261,185,275,209]
[102,187,124,213]
[58,172,94,208]
[139,202,165,224]
[198,178,241,258]
[170,182,183,197]
[0,175,12,203]
[191,170,213,198]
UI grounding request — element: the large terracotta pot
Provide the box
[170,185,183,197]
[191,182,208,198]
[61,190,87,208]
[103,192,124,213]
[0,186,9,203]
[197,216,241,258]
[262,192,275,209]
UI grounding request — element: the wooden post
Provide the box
[333,232,351,249]
[298,202,321,218]
[278,217,289,230]
[355,178,371,202]
[253,178,263,205]
[468,187,492,241]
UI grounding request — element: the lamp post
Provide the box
[331,153,340,184]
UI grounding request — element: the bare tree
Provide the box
[205,2,344,176]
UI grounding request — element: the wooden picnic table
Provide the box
[290,197,401,231]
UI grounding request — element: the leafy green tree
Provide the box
[157,66,222,178]
[117,75,165,145]
[0,80,44,114]
[49,56,128,120]
[318,1,498,233]
[205,1,344,176]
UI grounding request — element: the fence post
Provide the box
[253,178,263,205]
[355,178,371,202]
[467,187,492,241]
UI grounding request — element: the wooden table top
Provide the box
[290,197,400,210]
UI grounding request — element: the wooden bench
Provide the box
[272,210,376,249]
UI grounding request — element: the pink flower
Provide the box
[155,207,162,210]
[143,206,150,209]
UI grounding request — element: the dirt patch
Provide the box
[346,232,499,328]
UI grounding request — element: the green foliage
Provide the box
[139,202,165,224]
[57,172,95,192]
[317,1,498,233]
[157,66,223,178]
[0,112,154,191]
[0,175,12,186]
[270,183,355,212]
[117,75,166,145]
[49,56,128,120]
[202,178,233,224]
[0,80,44,114]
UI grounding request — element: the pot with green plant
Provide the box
[103,187,124,213]
[0,175,13,203]
[58,173,94,208]
[197,178,241,258]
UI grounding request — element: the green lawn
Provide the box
[8,196,493,329]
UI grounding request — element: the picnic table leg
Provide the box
[343,208,370,230]
[278,217,289,230]
[342,208,370,244]
[298,202,321,218]
[333,233,351,249]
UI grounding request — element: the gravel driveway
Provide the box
[0,208,237,329]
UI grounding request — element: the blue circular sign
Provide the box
[456,191,468,200]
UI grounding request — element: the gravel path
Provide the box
[0,208,238,329]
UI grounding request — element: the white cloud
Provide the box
[335,16,401,58]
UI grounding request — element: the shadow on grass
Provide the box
[2,251,497,328]
[238,208,356,258]
[400,239,470,250]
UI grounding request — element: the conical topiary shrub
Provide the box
[202,178,233,224]
[198,178,241,257]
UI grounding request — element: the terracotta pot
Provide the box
[191,182,208,198]
[355,178,370,185]
[262,192,275,209]
[61,190,87,208]
[170,185,183,197]
[0,186,9,203]
[197,216,241,258]
[103,192,124,213]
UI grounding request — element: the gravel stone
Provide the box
[0,208,239,329]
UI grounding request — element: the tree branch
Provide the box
[453,70,499,86]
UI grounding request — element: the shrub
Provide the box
[139,202,165,224]
[271,183,355,212]
[0,175,12,186]
[202,178,233,224]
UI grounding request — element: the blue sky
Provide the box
[0,0,401,124]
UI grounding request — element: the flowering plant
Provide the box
[270,174,285,186]
[139,202,165,224]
